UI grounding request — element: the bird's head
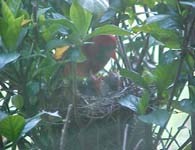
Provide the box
[91,35,117,59]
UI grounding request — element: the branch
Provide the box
[122,124,129,150]
[60,104,73,150]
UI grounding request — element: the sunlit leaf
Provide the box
[70,1,92,37]
[6,0,22,16]
[21,117,41,137]
[0,115,25,141]
[1,0,15,23]
[0,53,20,69]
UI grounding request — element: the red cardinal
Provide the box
[64,35,117,77]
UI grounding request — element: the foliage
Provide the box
[0,0,195,150]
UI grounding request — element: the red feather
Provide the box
[64,35,117,77]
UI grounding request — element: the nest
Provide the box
[76,83,143,119]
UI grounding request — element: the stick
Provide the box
[122,124,129,150]
[60,104,73,150]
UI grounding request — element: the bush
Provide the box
[0,0,194,149]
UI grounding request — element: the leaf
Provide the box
[1,0,15,23]
[120,68,148,89]
[0,53,20,69]
[153,61,179,93]
[180,1,195,8]
[146,15,170,24]
[0,0,24,49]
[11,94,24,109]
[133,15,182,49]
[6,0,22,16]
[42,23,64,41]
[118,94,140,112]
[137,90,150,114]
[37,7,51,18]
[70,1,92,37]
[138,109,170,127]
[1,15,24,49]
[78,0,109,17]
[173,99,195,114]
[21,117,41,137]
[0,115,25,141]
[87,25,131,39]
[22,111,61,136]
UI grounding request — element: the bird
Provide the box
[64,35,117,77]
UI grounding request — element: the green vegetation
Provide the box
[0,0,195,149]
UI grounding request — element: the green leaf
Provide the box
[0,115,25,141]
[6,0,22,16]
[87,25,131,39]
[138,109,170,127]
[118,94,140,112]
[0,0,24,49]
[1,0,15,23]
[133,15,182,49]
[120,69,148,89]
[1,15,24,49]
[153,61,179,93]
[137,90,150,115]
[42,23,64,41]
[70,1,92,37]
[0,52,20,69]
[11,94,24,109]
[41,18,76,41]
[133,24,181,48]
